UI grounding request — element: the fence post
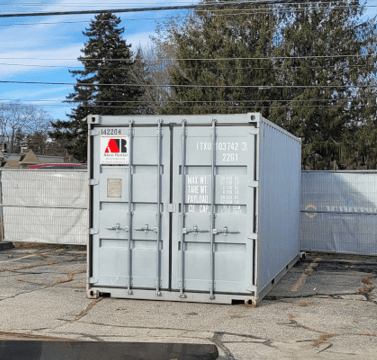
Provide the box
[0,169,4,243]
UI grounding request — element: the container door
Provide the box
[172,122,256,297]
[90,121,170,293]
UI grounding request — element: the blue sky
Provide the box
[0,1,376,124]
[0,0,196,122]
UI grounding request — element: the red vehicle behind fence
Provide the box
[28,164,86,170]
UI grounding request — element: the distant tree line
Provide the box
[0,101,65,156]
[50,1,377,169]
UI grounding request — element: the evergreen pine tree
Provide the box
[159,2,279,116]
[50,12,143,162]
[270,0,377,169]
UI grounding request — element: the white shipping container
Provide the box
[87,113,301,305]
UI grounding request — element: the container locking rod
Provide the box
[179,119,187,299]
[155,119,163,296]
[209,119,216,300]
[127,119,134,295]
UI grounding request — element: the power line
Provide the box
[0,80,374,88]
[0,1,328,7]
[1,97,374,104]
[1,4,376,26]
[1,2,199,7]
[1,62,374,71]
[0,1,303,18]
[12,104,372,110]
[1,53,376,62]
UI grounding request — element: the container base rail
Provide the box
[86,254,301,306]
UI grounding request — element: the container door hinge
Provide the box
[168,204,176,213]
[89,277,98,284]
[88,129,100,136]
[88,228,99,235]
[247,233,258,240]
[248,181,259,188]
[89,179,99,186]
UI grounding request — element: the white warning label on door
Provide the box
[100,134,129,165]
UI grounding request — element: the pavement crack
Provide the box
[53,331,104,342]
[277,319,319,333]
[16,279,48,286]
[212,333,235,360]
[266,292,361,301]
[317,343,333,354]
[78,321,270,344]
[0,286,47,302]
[219,331,267,341]
[47,298,103,332]
[71,298,103,323]
[0,331,77,341]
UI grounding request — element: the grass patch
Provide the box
[360,285,376,294]
[362,275,374,285]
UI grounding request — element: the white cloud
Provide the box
[0,86,72,101]
[0,44,82,78]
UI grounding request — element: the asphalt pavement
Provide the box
[0,246,376,359]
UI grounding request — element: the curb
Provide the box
[0,341,219,360]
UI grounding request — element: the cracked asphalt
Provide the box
[0,247,376,359]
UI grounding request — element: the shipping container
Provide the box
[86,113,301,305]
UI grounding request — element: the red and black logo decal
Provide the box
[105,139,127,154]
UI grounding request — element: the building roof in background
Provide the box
[20,150,39,165]
[4,160,20,168]
[1,151,69,167]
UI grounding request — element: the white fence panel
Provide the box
[1,170,88,245]
[301,171,377,255]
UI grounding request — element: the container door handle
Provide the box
[212,226,240,236]
[134,224,158,233]
[182,225,210,235]
[105,223,129,233]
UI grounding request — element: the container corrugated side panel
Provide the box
[257,120,301,292]
[301,171,377,255]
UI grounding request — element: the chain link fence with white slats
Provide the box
[0,169,88,245]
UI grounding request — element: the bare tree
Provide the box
[130,37,179,114]
[0,101,52,153]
